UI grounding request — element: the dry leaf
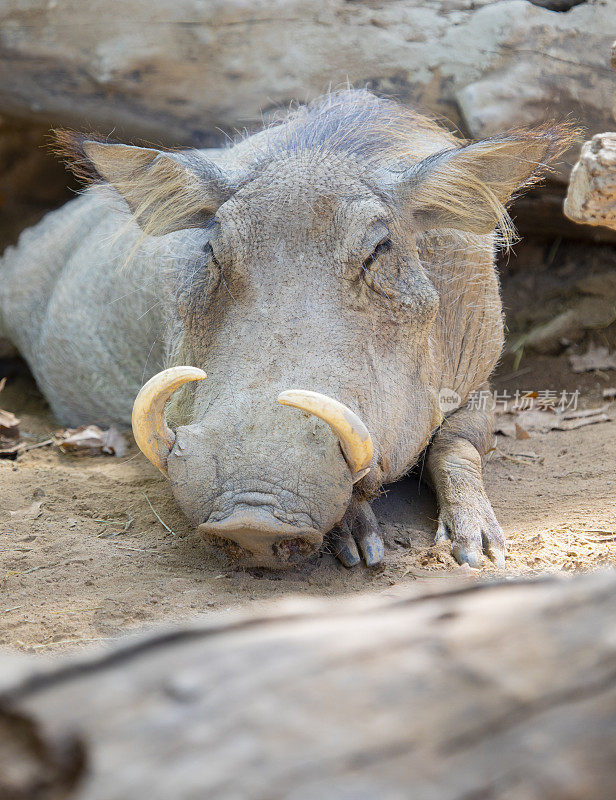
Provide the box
[0,377,22,458]
[0,439,21,458]
[58,424,127,457]
[515,423,531,440]
[0,408,20,438]
[0,381,21,457]
[58,425,106,455]
[9,500,43,519]
[568,344,616,373]
[101,426,128,458]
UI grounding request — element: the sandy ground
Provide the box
[1,342,615,654]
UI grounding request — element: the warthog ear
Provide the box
[53,132,232,235]
[397,125,578,242]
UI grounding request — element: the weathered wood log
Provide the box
[0,0,614,183]
[1,571,615,799]
[564,133,616,231]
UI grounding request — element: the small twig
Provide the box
[579,528,615,535]
[4,605,23,612]
[13,561,60,576]
[575,529,616,543]
[144,494,176,536]
[495,449,543,466]
[95,514,134,537]
[50,608,103,614]
[583,536,616,543]
[21,565,43,575]
[495,365,533,383]
[0,547,32,552]
[512,345,524,372]
[20,438,54,453]
[113,544,148,552]
[31,637,109,650]
[545,236,562,267]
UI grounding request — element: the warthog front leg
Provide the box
[330,498,385,568]
[426,384,506,568]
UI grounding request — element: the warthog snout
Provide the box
[199,509,323,567]
[131,367,374,567]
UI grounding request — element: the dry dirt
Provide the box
[1,341,615,655]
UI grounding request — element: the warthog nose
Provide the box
[198,509,323,567]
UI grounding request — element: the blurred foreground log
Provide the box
[1,571,615,799]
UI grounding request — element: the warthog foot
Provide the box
[330,499,385,568]
[435,496,507,569]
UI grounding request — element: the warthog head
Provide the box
[58,91,571,568]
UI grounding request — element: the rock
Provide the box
[0,0,613,184]
[575,296,616,330]
[0,116,75,252]
[565,133,616,230]
[511,183,616,244]
[575,271,616,298]
[0,339,19,358]
[522,309,583,355]
[569,343,616,373]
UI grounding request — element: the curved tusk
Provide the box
[277,390,373,481]
[132,366,206,476]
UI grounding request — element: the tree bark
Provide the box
[1,571,615,799]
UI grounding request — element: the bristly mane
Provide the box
[256,89,460,167]
[52,89,579,247]
[255,90,577,246]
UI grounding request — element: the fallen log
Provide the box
[1,571,615,799]
[0,0,614,182]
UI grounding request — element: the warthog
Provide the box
[0,91,573,569]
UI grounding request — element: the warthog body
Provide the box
[0,91,572,569]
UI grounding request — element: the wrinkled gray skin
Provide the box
[0,91,562,570]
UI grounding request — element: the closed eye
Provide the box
[205,242,220,267]
[362,238,392,270]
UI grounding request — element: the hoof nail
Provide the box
[338,547,361,568]
[452,544,483,569]
[489,549,506,569]
[361,532,385,567]
[334,538,361,568]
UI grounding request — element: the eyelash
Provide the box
[205,242,220,267]
[205,241,392,281]
[362,238,392,270]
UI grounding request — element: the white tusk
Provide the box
[277,390,373,480]
[132,366,206,475]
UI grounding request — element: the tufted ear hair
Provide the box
[53,132,233,235]
[395,124,579,243]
